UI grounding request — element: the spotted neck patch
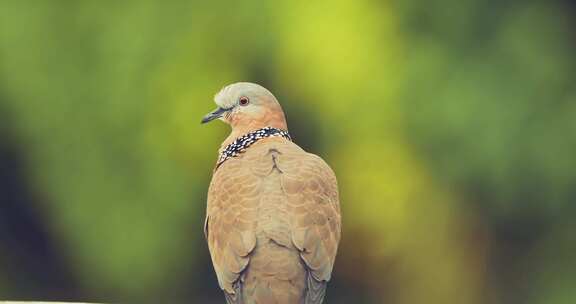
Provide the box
[217,126,292,168]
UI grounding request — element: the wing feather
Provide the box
[206,160,258,303]
[283,152,341,303]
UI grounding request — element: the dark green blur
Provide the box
[0,0,574,303]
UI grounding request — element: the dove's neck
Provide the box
[220,110,288,151]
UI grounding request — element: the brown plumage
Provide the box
[202,82,341,304]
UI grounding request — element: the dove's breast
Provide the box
[207,137,340,304]
[208,138,307,302]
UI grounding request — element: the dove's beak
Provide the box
[201,107,229,124]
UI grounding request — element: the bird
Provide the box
[201,82,341,304]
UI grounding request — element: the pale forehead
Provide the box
[214,82,274,108]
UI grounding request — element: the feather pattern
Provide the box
[206,138,340,303]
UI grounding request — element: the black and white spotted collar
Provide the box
[216,126,292,168]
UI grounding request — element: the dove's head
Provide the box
[201,82,287,131]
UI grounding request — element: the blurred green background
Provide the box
[0,0,575,303]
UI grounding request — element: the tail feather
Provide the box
[305,273,327,304]
[224,280,244,304]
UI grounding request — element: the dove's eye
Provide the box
[239,96,250,106]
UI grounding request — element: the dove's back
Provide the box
[205,137,341,304]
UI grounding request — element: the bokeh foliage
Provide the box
[0,0,574,303]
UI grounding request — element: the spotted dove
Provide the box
[201,83,341,304]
